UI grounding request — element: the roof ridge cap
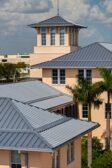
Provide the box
[10,99,34,130]
[37,117,71,133]
[34,130,53,149]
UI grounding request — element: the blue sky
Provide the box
[0,0,112,54]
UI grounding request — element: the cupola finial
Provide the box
[57,0,60,16]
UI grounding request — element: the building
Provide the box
[29,15,86,78]
[0,80,77,118]
[0,53,30,64]
[0,97,99,168]
[0,53,30,78]
[32,42,112,146]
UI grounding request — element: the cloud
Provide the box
[102,0,112,13]
[0,0,111,54]
[89,5,106,21]
[0,0,53,13]
[81,28,97,38]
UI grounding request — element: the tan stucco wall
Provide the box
[29,138,81,168]
[42,68,112,144]
[30,27,79,78]
[0,138,81,168]
[28,138,81,168]
[42,68,78,94]
[0,150,10,168]
[59,138,81,168]
[28,152,52,168]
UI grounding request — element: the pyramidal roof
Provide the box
[29,15,86,29]
[0,97,99,152]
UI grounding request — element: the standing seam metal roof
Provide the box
[32,42,112,69]
[28,15,86,28]
[0,80,73,109]
[0,97,99,152]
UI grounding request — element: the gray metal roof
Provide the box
[0,131,52,152]
[100,43,112,52]
[29,15,86,29]
[0,80,72,109]
[31,95,72,109]
[0,97,99,152]
[33,42,112,69]
[0,98,31,130]
[40,119,98,148]
[12,99,63,129]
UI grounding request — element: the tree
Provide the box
[13,62,26,82]
[99,68,112,150]
[92,150,112,168]
[2,63,16,82]
[0,62,27,82]
[0,63,4,79]
[67,77,102,168]
[82,137,103,168]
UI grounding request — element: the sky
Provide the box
[0,0,112,54]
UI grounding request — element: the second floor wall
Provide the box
[42,67,112,146]
[42,68,102,94]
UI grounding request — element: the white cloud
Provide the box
[89,5,106,21]
[102,0,112,13]
[0,0,53,13]
[0,0,111,37]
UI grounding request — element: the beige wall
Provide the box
[30,27,79,78]
[0,138,81,168]
[42,68,78,94]
[0,55,30,64]
[42,68,112,144]
[0,150,10,168]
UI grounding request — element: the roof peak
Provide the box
[28,15,86,29]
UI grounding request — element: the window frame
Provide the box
[82,104,88,119]
[78,69,92,83]
[105,103,112,119]
[51,27,56,46]
[110,137,112,150]
[52,150,60,168]
[11,151,21,168]
[67,141,74,165]
[52,69,65,84]
[60,27,65,45]
[41,27,46,46]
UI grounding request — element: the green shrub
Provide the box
[92,150,112,168]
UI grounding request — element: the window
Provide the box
[78,69,92,83]
[105,104,112,119]
[2,59,7,62]
[52,150,60,168]
[51,27,56,45]
[82,104,88,118]
[60,27,65,45]
[110,138,112,149]
[70,28,74,46]
[52,69,65,84]
[11,151,21,168]
[67,142,74,164]
[41,27,46,46]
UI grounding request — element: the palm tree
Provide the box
[66,77,102,168]
[99,68,112,150]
